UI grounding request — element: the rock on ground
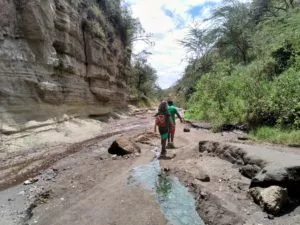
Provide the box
[108,138,141,156]
[248,186,288,215]
[183,127,191,132]
[195,169,210,182]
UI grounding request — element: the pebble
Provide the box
[24,178,38,185]
[267,214,274,220]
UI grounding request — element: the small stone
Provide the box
[163,167,170,172]
[24,178,38,185]
[60,198,65,201]
[196,174,210,182]
[183,127,190,132]
[200,191,208,199]
[112,154,117,160]
[237,135,249,140]
[267,214,274,220]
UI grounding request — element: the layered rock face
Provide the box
[0,0,129,133]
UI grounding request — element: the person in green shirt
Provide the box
[167,100,183,148]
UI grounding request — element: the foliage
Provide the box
[128,51,159,102]
[178,0,300,133]
[250,126,300,146]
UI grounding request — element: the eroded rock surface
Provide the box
[249,186,288,215]
[239,164,261,179]
[250,165,300,197]
[0,0,130,133]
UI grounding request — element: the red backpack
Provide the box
[155,114,167,128]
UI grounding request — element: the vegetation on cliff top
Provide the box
[169,0,300,144]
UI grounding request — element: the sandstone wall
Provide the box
[0,0,130,133]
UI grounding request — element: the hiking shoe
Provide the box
[168,142,175,149]
[158,154,167,160]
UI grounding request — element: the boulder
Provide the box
[239,164,261,179]
[108,138,141,156]
[250,165,300,197]
[248,186,288,215]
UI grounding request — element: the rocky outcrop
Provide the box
[0,0,130,133]
[198,141,266,167]
[250,165,300,197]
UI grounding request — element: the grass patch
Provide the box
[250,127,300,146]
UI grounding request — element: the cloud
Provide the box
[187,2,218,18]
[126,0,222,89]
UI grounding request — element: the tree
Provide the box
[209,0,253,64]
[129,52,158,98]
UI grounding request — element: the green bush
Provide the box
[269,68,300,128]
[185,10,300,132]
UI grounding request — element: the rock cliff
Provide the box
[0,0,130,133]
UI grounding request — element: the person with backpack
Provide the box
[154,101,173,159]
[167,100,183,148]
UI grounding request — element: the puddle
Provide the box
[128,156,205,225]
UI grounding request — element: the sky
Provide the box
[125,0,222,89]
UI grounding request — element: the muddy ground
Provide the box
[0,110,300,225]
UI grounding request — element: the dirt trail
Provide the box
[1,112,300,225]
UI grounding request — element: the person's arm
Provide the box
[175,109,183,123]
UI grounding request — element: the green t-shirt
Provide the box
[168,105,179,124]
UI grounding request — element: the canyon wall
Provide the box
[0,0,131,133]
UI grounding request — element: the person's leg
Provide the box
[170,124,175,147]
[161,138,167,156]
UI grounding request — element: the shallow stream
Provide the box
[128,151,205,225]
